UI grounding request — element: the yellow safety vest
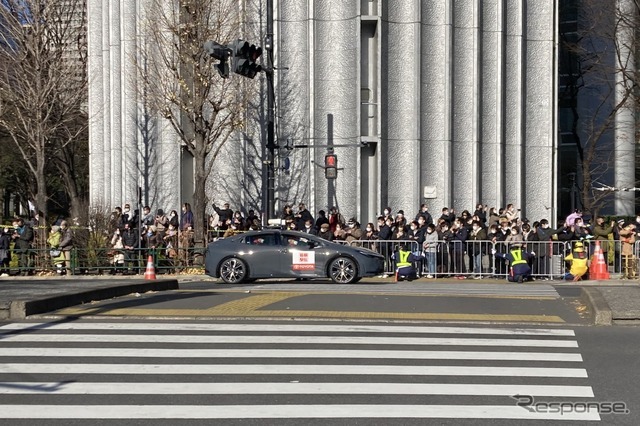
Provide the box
[397,250,412,267]
[510,249,527,265]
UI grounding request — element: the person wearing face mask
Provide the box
[382,207,393,223]
[449,218,468,278]
[302,219,317,235]
[360,222,378,252]
[414,204,433,226]
[422,224,438,278]
[345,218,363,243]
[406,220,424,276]
[295,203,314,231]
[168,209,179,229]
[437,221,451,275]
[535,219,557,279]
[468,220,487,278]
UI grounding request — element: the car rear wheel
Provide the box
[219,258,248,284]
[328,256,358,284]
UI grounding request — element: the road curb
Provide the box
[580,287,612,326]
[6,280,180,320]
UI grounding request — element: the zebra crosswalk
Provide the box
[0,321,600,423]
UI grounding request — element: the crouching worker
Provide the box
[491,243,534,283]
[392,244,420,281]
[564,241,589,282]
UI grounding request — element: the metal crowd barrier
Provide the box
[4,235,638,280]
[341,238,638,280]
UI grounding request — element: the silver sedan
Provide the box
[205,230,385,284]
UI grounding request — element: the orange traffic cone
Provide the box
[589,241,610,280]
[144,255,156,280]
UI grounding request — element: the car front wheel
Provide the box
[328,257,358,284]
[219,258,248,284]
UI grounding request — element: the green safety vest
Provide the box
[397,251,412,267]
[510,249,527,265]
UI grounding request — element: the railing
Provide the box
[3,237,637,280]
[4,246,206,276]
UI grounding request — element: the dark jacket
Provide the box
[13,224,34,251]
[213,205,233,224]
[59,227,73,250]
[121,229,138,249]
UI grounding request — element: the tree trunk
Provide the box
[193,153,208,245]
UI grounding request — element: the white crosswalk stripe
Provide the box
[0,321,600,422]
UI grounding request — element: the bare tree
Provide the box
[559,0,639,216]
[141,0,254,242]
[0,0,88,221]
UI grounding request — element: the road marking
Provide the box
[0,382,596,397]
[0,348,584,361]
[0,404,600,420]
[0,363,589,377]
[49,307,566,322]
[0,322,576,336]
[1,333,579,347]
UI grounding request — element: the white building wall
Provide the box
[87,0,561,223]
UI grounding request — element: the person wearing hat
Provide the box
[46,225,66,275]
[592,217,615,266]
[619,222,636,279]
[317,222,333,241]
[492,243,534,283]
[563,241,589,281]
[392,243,420,281]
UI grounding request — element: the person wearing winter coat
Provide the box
[46,225,66,275]
[0,227,12,276]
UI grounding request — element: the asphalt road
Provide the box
[40,279,591,326]
[0,319,637,425]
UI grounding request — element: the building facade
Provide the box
[88,0,573,223]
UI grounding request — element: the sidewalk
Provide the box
[0,274,638,324]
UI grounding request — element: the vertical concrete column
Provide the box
[420,0,451,211]
[101,0,112,206]
[451,0,480,210]
[122,0,139,203]
[313,0,359,219]
[524,0,557,222]
[479,0,504,210]
[383,0,421,213]
[615,0,637,215]
[87,0,104,206]
[109,0,122,205]
[277,0,310,211]
[503,1,523,211]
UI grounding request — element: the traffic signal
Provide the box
[203,40,230,78]
[324,153,337,179]
[230,39,263,79]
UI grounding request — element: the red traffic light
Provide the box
[324,154,337,179]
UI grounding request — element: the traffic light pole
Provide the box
[264,0,276,223]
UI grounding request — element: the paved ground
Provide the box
[0,274,638,324]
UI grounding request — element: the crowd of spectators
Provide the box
[1,198,638,279]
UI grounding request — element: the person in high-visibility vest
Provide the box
[564,241,589,281]
[392,244,420,281]
[491,243,534,283]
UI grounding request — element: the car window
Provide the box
[245,234,276,246]
[281,234,320,248]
